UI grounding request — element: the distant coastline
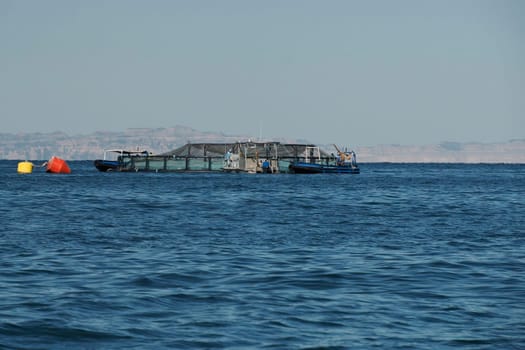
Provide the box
[353,140,525,164]
[1,127,524,163]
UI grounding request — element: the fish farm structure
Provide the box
[95,142,347,173]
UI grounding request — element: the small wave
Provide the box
[0,321,129,345]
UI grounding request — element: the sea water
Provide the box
[1,161,524,349]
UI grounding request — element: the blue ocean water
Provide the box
[1,160,524,349]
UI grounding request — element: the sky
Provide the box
[1,0,524,146]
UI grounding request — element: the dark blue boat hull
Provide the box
[94,159,120,172]
[289,162,360,174]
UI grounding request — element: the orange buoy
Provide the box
[46,156,71,174]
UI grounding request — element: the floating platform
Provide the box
[93,142,358,174]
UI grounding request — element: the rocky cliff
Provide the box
[0,126,243,161]
[354,140,525,163]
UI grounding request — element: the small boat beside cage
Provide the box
[288,145,360,174]
[94,149,150,172]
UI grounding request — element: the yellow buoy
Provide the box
[17,161,34,174]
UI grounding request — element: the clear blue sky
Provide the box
[1,0,523,146]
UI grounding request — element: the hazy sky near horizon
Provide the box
[1,0,524,146]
